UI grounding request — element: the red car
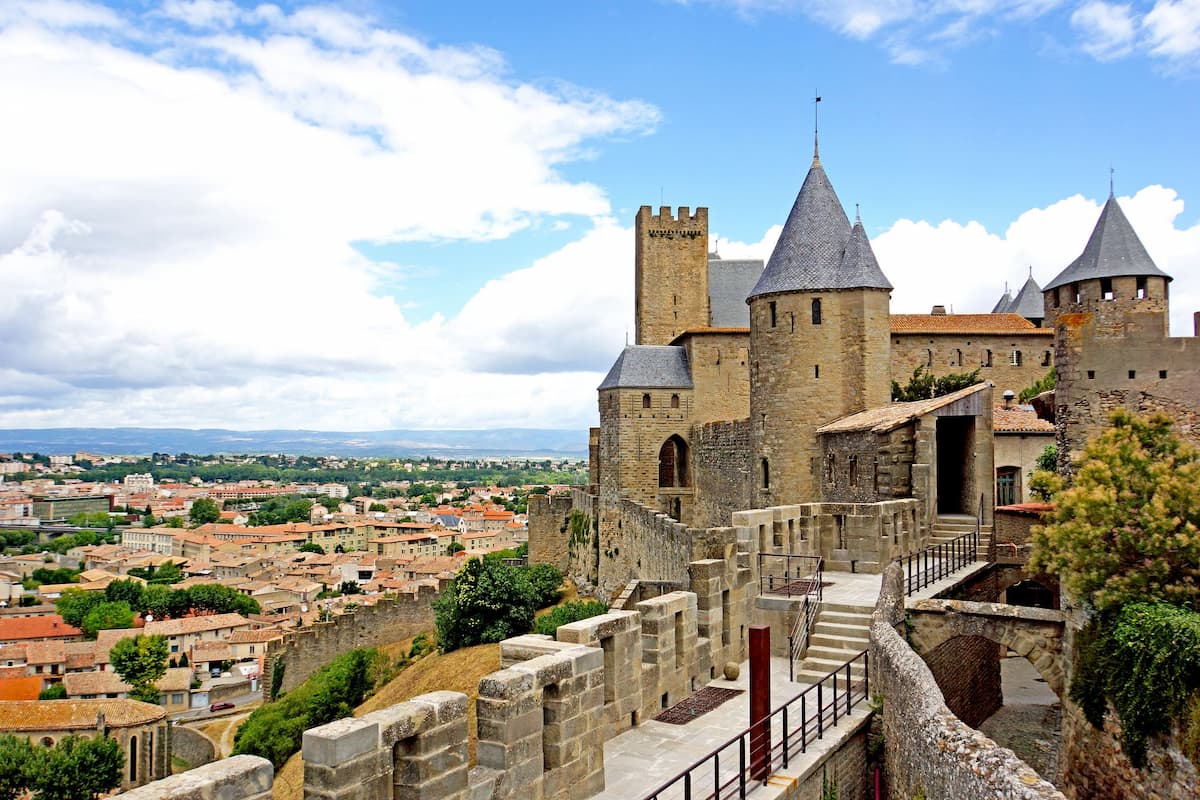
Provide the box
[209,701,235,712]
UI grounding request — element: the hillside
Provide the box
[271,636,501,800]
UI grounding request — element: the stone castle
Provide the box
[123,142,1200,799]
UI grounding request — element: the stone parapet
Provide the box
[117,755,273,800]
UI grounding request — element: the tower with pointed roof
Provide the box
[1042,189,1192,473]
[747,147,893,507]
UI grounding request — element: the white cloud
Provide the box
[1071,1,1136,59]
[0,2,659,431]
[1144,0,1200,60]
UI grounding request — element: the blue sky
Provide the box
[1,0,1198,431]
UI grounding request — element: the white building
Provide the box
[123,473,155,492]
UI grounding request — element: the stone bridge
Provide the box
[906,599,1066,696]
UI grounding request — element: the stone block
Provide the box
[117,755,273,800]
[478,669,537,701]
[366,701,435,748]
[512,653,574,688]
[303,717,380,767]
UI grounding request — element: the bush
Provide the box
[434,557,537,653]
[38,683,67,700]
[525,563,564,607]
[533,601,608,636]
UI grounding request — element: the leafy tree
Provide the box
[338,580,361,595]
[188,498,221,526]
[128,560,182,586]
[109,634,168,704]
[446,541,464,555]
[890,366,982,402]
[80,601,134,638]
[164,516,184,529]
[103,579,144,610]
[38,684,67,700]
[27,734,123,800]
[141,511,156,528]
[55,589,102,629]
[185,584,260,616]
[434,557,537,652]
[368,502,388,513]
[139,584,184,619]
[533,600,609,636]
[30,567,79,586]
[0,735,36,800]
[298,543,325,555]
[1030,410,1200,613]
[1019,368,1056,404]
[524,563,564,607]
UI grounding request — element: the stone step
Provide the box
[808,633,870,651]
[803,645,868,664]
[792,669,871,688]
[819,602,875,615]
[817,610,872,626]
[797,657,867,678]
[812,621,870,639]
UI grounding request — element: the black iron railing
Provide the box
[757,553,822,598]
[897,527,979,596]
[642,650,870,800]
[786,565,823,682]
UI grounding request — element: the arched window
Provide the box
[642,393,651,409]
[761,458,769,489]
[658,436,689,488]
[129,734,138,782]
[670,394,680,409]
[811,298,822,325]
[953,349,962,367]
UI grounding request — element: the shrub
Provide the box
[525,563,564,607]
[434,557,536,652]
[533,601,608,636]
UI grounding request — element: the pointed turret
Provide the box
[991,288,1013,313]
[1045,194,1170,291]
[1008,274,1044,325]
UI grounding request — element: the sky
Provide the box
[1,0,1198,433]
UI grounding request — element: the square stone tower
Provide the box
[635,206,709,345]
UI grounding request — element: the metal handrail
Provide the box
[642,650,870,800]
[757,553,822,597]
[896,527,979,597]
[786,559,823,682]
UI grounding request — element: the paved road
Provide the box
[172,691,261,722]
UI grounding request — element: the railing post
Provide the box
[832,670,839,727]
[801,694,807,752]
[782,706,789,769]
[739,736,747,798]
[865,652,870,701]
[684,772,691,800]
[846,662,852,716]
[817,682,824,740]
[714,752,720,800]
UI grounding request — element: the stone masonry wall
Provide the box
[890,330,1053,397]
[262,584,439,698]
[871,563,1066,800]
[170,724,218,770]
[528,493,574,573]
[693,418,752,529]
[921,635,1003,729]
[118,755,273,800]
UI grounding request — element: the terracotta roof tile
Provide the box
[0,676,43,701]
[0,616,83,642]
[0,698,164,730]
[993,404,1055,433]
[889,313,1051,335]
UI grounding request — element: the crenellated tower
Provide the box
[635,206,709,345]
[747,148,893,507]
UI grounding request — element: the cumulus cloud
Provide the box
[1071,1,1137,59]
[0,2,658,431]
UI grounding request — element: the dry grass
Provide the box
[272,634,500,800]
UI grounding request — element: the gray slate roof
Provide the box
[748,160,892,300]
[708,258,763,327]
[1008,275,1044,320]
[991,291,1013,313]
[1045,194,1171,290]
[598,346,692,390]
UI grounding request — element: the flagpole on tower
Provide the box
[813,91,822,163]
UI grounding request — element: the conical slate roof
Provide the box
[747,160,891,300]
[1045,194,1171,291]
[598,346,692,390]
[1008,275,1044,320]
[991,291,1013,313]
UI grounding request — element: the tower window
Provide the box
[761,458,769,489]
[1137,277,1147,299]
[1087,370,1095,379]
[1053,288,1061,308]
[768,301,777,328]
[953,349,962,367]
[812,298,822,325]
[926,349,933,367]
[1041,351,1052,367]
[1129,370,1136,379]
[1072,283,1081,304]
[1010,350,1022,366]
[1159,370,1168,379]
[642,393,651,409]
[670,394,680,409]
[814,365,820,378]
[849,455,858,487]
[1101,278,1114,300]
[982,349,992,367]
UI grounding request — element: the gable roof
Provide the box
[889,313,1050,335]
[598,346,692,390]
[748,159,891,299]
[0,698,164,730]
[707,257,762,327]
[1045,193,1171,290]
[817,383,990,434]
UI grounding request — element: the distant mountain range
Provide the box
[0,428,588,458]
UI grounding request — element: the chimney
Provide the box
[931,305,947,316]
[1002,389,1016,408]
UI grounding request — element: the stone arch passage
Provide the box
[906,599,1066,697]
[658,435,689,488]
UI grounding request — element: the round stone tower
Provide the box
[747,149,893,508]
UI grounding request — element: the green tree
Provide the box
[1030,410,1200,612]
[298,543,325,555]
[188,498,221,526]
[446,541,464,555]
[338,580,361,595]
[128,560,182,586]
[109,634,168,704]
[1019,368,1056,404]
[103,579,144,610]
[164,516,184,529]
[141,511,156,528]
[524,563,564,607]
[54,589,102,629]
[0,735,35,800]
[38,684,67,700]
[533,600,608,636]
[30,568,79,586]
[27,734,123,800]
[368,502,388,513]
[890,366,982,402]
[185,584,260,615]
[434,557,537,652]
[80,601,134,638]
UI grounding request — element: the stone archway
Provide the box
[907,598,1066,696]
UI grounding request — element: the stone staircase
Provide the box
[792,602,873,685]
[928,513,991,561]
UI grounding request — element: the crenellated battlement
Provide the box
[636,204,708,230]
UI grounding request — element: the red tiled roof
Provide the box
[890,313,1052,335]
[994,404,1055,433]
[0,676,42,701]
[0,616,83,642]
[0,698,164,730]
